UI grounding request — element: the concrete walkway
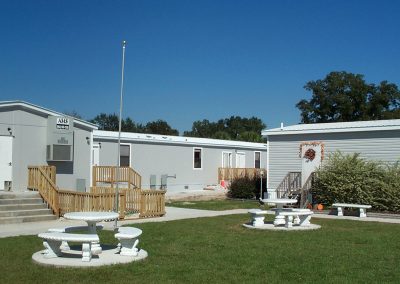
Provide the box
[1,207,399,238]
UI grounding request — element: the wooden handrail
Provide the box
[139,189,166,218]
[28,166,59,216]
[92,166,142,189]
[90,187,166,218]
[276,172,301,198]
[218,168,266,181]
[300,172,317,208]
[28,165,164,219]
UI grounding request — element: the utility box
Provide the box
[150,175,156,190]
[76,179,86,192]
[47,116,74,161]
[160,175,167,190]
[4,181,11,191]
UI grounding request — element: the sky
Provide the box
[1,0,399,133]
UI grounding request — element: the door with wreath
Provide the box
[300,142,324,187]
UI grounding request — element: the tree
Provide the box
[145,120,179,136]
[184,116,266,142]
[237,131,264,143]
[211,131,231,140]
[183,119,225,138]
[63,110,82,119]
[122,117,146,133]
[368,81,400,119]
[297,71,400,123]
[90,113,119,131]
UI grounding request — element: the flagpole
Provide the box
[115,40,126,228]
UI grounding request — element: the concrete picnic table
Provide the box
[63,211,119,254]
[260,198,298,226]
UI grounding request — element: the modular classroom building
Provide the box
[262,120,400,196]
[0,101,267,194]
[93,130,267,192]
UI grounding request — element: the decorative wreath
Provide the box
[304,148,316,161]
[299,141,324,162]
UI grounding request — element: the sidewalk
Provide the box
[1,207,399,238]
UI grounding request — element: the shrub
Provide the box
[228,174,266,199]
[312,151,400,212]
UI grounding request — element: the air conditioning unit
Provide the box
[47,116,74,162]
[47,144,73,161]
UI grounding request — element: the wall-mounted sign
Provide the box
[56,117,70,130]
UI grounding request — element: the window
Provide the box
[120,144,130,167]
[254,151,261,168]
[236,152,246,168]
[222,152,232,168]
[193,148,202,169]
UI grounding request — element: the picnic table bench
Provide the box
[47,225,104,251]
[38,232,99,262]
[332,203,372,218]
[279,209,313,228]
[248,209,269,227]
[115,227,143,256]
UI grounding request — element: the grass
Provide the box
[1,215,400,283]
[166,199,264,210]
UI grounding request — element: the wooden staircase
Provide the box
[0,191,57,224]
[275,171,317,208]
[276,172,302,200]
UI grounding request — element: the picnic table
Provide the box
[63,211,119,254]
[260,198,298,226]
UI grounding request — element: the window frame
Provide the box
[119,143,131,167]
[254,151,261,169]
[235,151,246,168]
[221,151,233,168]
[193,147,203,170]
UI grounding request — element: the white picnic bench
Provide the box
[115,227,143,256]
[248,209,269,227]
[332,203,372,218]
[48,225,104,251]
[248,208,313,228]
[38,232,99,262]
[279,209,313,228]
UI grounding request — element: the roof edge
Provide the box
[94,130,267,149]
[0,100,98,130]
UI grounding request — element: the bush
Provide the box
[228,175,266,199]
[312,151,400,212]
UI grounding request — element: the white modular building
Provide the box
[0,101,267,194]
[262,120,400,196]
[93,130,267,193]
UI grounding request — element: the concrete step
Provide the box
[0,208,53,218]
[0,203,47,211]
[0,192,41,199]
[0,198,44,205]
[0,214,57,225]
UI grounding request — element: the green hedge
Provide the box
[312,152,400,212]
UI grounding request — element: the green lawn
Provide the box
[166,199,265,210]
[1,215,400,283]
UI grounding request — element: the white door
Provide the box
[0,136,13,190]
[92,144,100,166]
[236,152,246,168]
[301,143,323,186]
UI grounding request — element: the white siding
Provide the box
[268,130,400,189]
